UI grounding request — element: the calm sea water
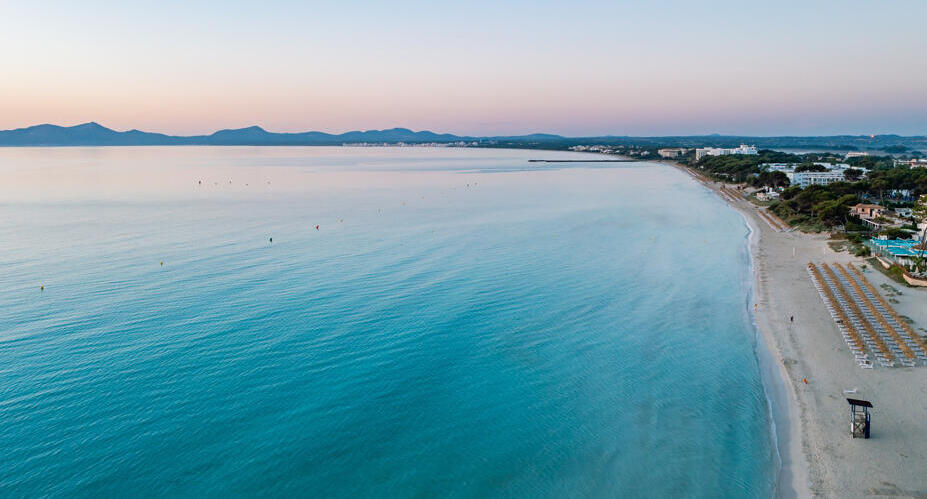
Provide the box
[0,147,776,497]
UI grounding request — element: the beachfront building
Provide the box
[763,162,852,189]
[852,203,886,219]
[788,170,846,188]
[851,203,894,230]
[756,189,780,201]
[657,148,687,159]
[762,162,853,173]
[694,144,758,161]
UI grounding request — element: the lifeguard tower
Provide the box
[847,398,872,439]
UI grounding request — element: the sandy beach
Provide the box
[673,163,927,498]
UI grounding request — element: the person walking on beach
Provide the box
[790,315,794,323]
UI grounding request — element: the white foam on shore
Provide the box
[722,189,792,497]
[741,212,785,497]
[673,162,808,498]
[741,211,799,498]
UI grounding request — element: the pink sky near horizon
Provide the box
[2,1,926,136]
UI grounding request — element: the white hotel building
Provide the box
[787,170,846,188]
[695,145,758,161]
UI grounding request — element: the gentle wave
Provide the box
[0,147,775,497]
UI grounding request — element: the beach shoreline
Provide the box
[667,159,927,498]
[733,190,810,499]
[666,161,809,497]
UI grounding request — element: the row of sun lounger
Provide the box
[822,263,898,367]
[757,210,786,232]
[808,263,873,368]
[807,262,927,368]
[766,211,789,231]
[834,263,920,366]
[717,187,740,203]
[846,263,927,363]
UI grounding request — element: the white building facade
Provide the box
[658,148,687,158]
[787,170,846,188]
[695,145,758,161]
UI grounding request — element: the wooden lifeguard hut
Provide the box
[847,398,872,439]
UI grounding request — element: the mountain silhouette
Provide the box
[1,122,925,149]
[0,123,494,146]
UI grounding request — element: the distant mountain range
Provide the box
[1,122,926,151]
[0,122,473,146]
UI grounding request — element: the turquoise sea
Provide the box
[0,147,776,497]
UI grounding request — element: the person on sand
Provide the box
[790,316,794,323]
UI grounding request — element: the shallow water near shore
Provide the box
[0,147,776,497]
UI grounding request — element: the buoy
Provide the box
[315,225,319,230]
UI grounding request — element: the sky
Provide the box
[1,0,926,137]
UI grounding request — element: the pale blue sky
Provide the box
[1,0,925,136]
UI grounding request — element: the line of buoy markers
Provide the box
[35,180,480,292]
